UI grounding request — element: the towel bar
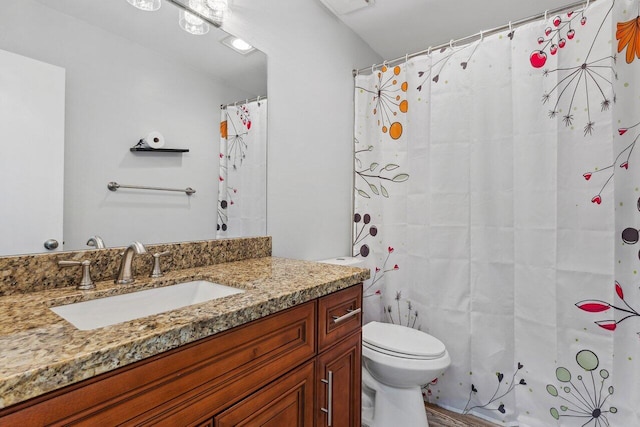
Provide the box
[107,181,196,195]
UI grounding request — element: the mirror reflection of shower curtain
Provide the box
[217,98,267,238]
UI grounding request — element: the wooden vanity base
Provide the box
[0,285,362,427]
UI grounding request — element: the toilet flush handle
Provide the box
[332,307,362,324]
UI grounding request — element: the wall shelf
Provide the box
[130,147,189,153]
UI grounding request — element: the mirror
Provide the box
[0,0,267,256]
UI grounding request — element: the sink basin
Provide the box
[50,280,244,330]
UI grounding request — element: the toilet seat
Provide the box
[362,321,446,360]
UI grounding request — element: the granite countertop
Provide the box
[0,256,370,409]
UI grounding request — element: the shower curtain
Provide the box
[217,98,267,238]
[354,0,640,425]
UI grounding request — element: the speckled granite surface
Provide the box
[0,256,369,409]
[0,236,271,296]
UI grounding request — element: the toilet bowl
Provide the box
[361,321,451,427]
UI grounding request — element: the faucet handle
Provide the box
[58,260,95,290]
[150,251,170,278]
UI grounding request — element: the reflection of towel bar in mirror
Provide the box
[107,182,196,196]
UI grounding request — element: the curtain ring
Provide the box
[405,54,409,65]
[256,96,260,102]
[508,21,513,33]
[449,39,454,49]
[586,0,590,8]
[544,9,548,20]
[372,64,375,73]
[479,31,484,42]
[245,98,248,105]
[427,46,432,55]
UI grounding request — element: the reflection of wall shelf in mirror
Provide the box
[130,147,189,153]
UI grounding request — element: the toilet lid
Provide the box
[362,321,446,359]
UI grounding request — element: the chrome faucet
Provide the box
[115,241,147,284]
[86,235,106,249]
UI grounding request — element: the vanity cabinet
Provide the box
[316,284,362,427]
[0,284,362,427]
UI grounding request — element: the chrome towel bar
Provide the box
[107,181,196,195]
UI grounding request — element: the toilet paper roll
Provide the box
[145,131,165,149]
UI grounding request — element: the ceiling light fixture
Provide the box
[179,0,211,35]
[187,0,213,18]
[206,0,229,27]
[179,9,210,35]
[127,0,231,35]
[126,0,161,12]
[221,35,255,55]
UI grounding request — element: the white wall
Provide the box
[225,0,381,260]
[0,1,252,250]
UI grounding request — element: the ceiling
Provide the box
[320,0,583,61]
[33,0,267,96]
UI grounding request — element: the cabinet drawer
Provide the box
[317,285,362,352]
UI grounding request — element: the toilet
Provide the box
[361,321,451,427]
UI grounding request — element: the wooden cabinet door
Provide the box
[316,332,361,427]
[214,361,315,427]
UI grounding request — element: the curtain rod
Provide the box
[220,95,267,109]
[353,0,597,77]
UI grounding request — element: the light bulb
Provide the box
[206,0,228,26]
[126,0,161,12]
[188,0,212,18]
[184,11,203,25]
[179,10,210,35]
[206,0,228,11]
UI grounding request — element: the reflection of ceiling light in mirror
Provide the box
[206,0,229,26]
[179,9,210,35]
[126,0,161,12]
[221,35,255,55]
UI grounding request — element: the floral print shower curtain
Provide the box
[354,0,640,425]
[217,98,267,238]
